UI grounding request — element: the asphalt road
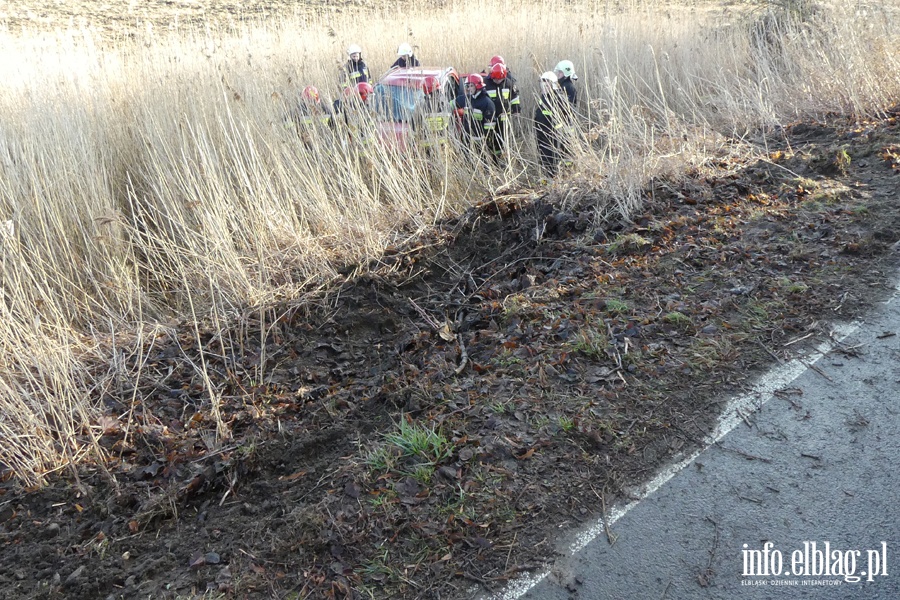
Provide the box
[498,274,900,599]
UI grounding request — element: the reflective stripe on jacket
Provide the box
[483,78,521,120]
[424,113,450,132]
[534,94,568,145]
[297,114,333,127]
[454,91,496,137]
[345,59,370,85]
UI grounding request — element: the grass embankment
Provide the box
[0,0,898,483]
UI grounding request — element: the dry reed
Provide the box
[0,0,897,484]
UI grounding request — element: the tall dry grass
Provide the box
[0,0,898,484]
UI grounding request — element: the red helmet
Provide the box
[464,73,484,91]
[489,55,505,69]
[489,63,508,81]
[357,82,374,102]
[301,85,320,102]
[344,81,375,102]
[422,76,440,95]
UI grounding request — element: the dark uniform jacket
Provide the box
[344,58,370,86]
[391,55,421,69]
[482,77,521,123]
[292,101,334,129]
[454,91,496,138]
[559,76,577,106]
[534,92,570,172]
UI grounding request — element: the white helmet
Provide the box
[554,60,576,79]
[348,44,362,56]
[540,71,561,91]
[397,42,413,57]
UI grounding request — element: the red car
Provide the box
[371,66,460,151]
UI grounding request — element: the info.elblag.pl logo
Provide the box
[741,541,889,585]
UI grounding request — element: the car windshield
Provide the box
[373,83,425,122]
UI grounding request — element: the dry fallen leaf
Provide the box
[515,447,536,460]
[438,322,455,342]
[280,470,307,481]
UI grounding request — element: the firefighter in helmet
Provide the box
[454,73,496,153]
[292,85,334,129]
[391,43,421,69]
[554,59,578,107]
[482,55,517,84]
[533,71,571,177]
[482,62,521,162]
[343,44,370,89]
[415,75,452,149]
[289,85,335,147]
[333,81,376,144]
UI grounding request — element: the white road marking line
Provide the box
[492,319,865,600]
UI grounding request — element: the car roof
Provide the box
[378,67,456,88]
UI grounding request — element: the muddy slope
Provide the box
[0,111,899,600]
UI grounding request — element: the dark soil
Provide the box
[1,110,899,600]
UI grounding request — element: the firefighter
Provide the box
[289,85,335,147]
[454,73,496,153]
[554,59,578,107]
[533,71,571,177]
[333,82,376,144]
[391,43,421,69]
[343,44,370,89]
[291,86,334,129]
[415,75,451,149]
[482,55,517,84]
[482,62,521,162]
